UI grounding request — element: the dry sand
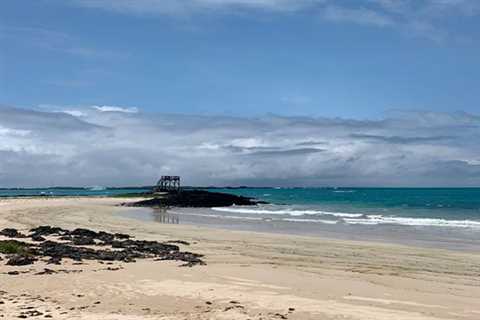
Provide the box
[1,197,480,319]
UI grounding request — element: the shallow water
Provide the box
[123,206,480,252]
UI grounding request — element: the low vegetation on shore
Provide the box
[0,240,28,255]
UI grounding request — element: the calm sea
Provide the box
[0,187,151,198]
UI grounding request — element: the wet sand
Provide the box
[123,206,480,252]
[1,197,480,319]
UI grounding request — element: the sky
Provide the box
[0,0,480,187]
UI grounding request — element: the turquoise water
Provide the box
[6,186,477,249]
[206,188,480,228]
[122,188,480,251]
[0,187,151,198]
[3,187,480,229]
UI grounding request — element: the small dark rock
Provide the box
[166,240,190,246]
[97,232,115,244]
[46,256,62,265]
[114,233,130,240]
[0,228,26,238]
[29,226,67,237]
[58,235,73,241]
[72,236,95,246]
[6,255,37,266]
[71,228,98,238]
[35,268,57,275]
[25,310,43,317]
[31,235,46,242]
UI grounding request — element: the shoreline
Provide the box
[1,197,480,319]
[121,206,480,253]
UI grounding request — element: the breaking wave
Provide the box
[212,207,364,218]
[211,206,480,229]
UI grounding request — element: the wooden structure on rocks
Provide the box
[155,176,181,192]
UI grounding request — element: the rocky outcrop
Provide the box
[0,226,204,268]
[127,189,265,208]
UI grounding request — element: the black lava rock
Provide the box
[72,236,95,246]
[2,226,205,267]
[29,226,68,237]
[71,228,98,238]
[6,254,37,266]
[128,190,265,208]
[0,228,27,238]
[31,235,46,242]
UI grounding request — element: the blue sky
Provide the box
[1,0,479,119]
[1,1,480,187]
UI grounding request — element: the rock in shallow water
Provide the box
[128,189,266,208]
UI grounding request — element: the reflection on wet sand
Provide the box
[151,208,180,224]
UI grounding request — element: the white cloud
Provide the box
[0,126,31,137]
[62,0,479,41]
[69,0,322,15]
[0,106,479,187]
[0,27,123,60]
[322,6,394,27]
[323,6,395,27]
[61,110,87,117]
[93,105,139,113]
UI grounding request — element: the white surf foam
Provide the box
[211,207,480,229]
[343,216,480,229]
[282,218,338,224]
[211,207,364,218]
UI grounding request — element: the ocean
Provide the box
[0,187,151,198]
[3,187,480,250]
[126,187,480,251]
[208,187,480,228]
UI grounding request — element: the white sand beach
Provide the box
[1,197,480,319]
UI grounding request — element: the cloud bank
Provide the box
[1,106,479,187]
